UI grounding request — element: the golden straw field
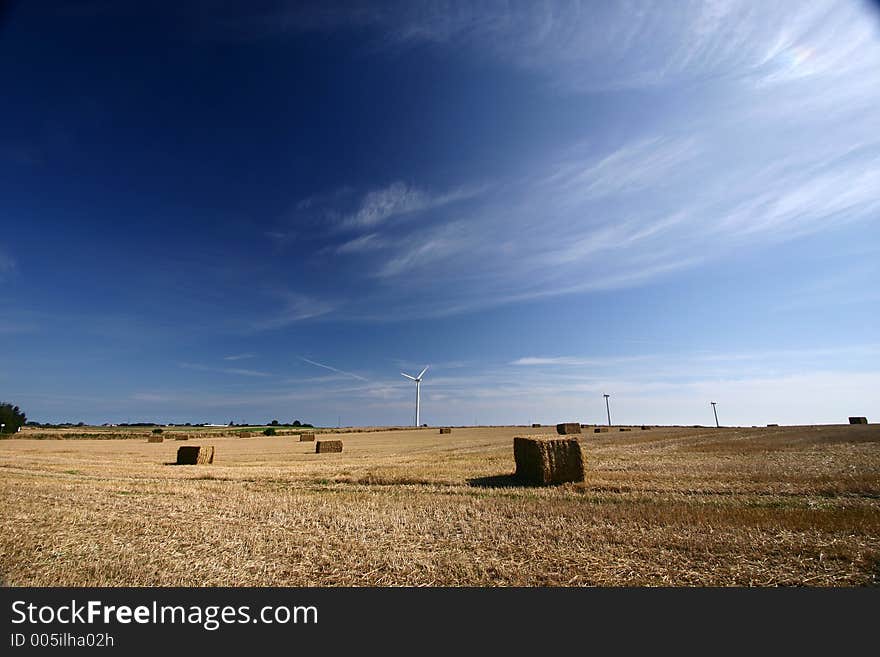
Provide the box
[1,424,879,586]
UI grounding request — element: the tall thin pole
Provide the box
[416,380,421,427]
[604,394,611,426]
[711,402,719,428]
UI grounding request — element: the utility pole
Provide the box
[711,401,719,428]
[604,394,611,426]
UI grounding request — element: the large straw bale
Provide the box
[316,440,343,453]
[299,432,316,441]
[531,423,542,428]
[439,428,452,434]
[594,427,610,433]
[514,436,585,485]
[176,445,214,465]
[556,422,581,435]
[849,417,868,424]
[147,436,164,443]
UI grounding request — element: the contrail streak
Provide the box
[299,357,369,381]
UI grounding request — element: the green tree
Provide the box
[0,402,27,434]
[269,419,279,426]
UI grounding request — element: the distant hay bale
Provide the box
[531,423,541,428]
[439,428,452,434]
[556,422,581,435]
[619,427,632,432]
[640,425,650,430]
[174,436,189,441]
[594,427,610,433]
[299,432,316,441]
[316,440,343,453]
[147,436,164,443]
[849,417,868,425]
[176,445,214,465]
[513,436,585,485]
[767,423,779,427]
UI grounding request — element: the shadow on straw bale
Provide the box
[175,445,214,465]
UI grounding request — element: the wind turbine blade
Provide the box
[400,372,417,381]
[417,365,429,379]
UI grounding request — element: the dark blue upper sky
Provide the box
[2,1,879,426]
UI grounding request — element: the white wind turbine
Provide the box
[401,366,429,427]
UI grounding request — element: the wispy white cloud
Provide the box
[512,356,654,367]
[249,291,335,330]
[253,2,880,321]
[335,233,387,254]
[210,2,880,93]
[341,181,479,229]
[131,392,175,402]
[331,126,879,319]
[179,362,271,377]
[343,181,428,228]
[513,345,880,370]
[264,229,297,247]
[223,353,256,361]
[714,158,880,241]
[543,138,700,201]
[375,222,469,278]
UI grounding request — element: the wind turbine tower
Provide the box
[401,366,429,427]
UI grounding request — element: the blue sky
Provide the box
[2,1,879,426]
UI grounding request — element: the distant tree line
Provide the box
[18,415,314,429]
[266,419,313,428]
[26,421,160,428]
[228,420,313,428]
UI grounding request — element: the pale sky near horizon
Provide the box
[2,1,879,426]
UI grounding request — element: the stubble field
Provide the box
[1,424,878,586]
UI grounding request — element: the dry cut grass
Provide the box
[1,424,878,586]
